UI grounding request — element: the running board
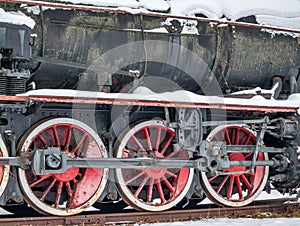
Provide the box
[14,88,300,113]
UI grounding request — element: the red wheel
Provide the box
[18,118,109,216]
[200,125,269,207]
[115,120,194,211]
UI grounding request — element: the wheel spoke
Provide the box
[72,133,87,154]
[227,176,234,199]
[125,171,146,185]
[235,128,240,145]
[208,175,218,182]
[144,127,153,151]
[235,176,243,199]
[134,176,149,198]
[216,175,229,194]
[40,178,57,201]
[165,170,178,180]
[166,150,182,158]
[46,130,55,146]
[147,178,154,202]
[37,134,47,146]
[231,128,236,144]
[240,174,252,191]
[242,135,251,145]
[155,127,162,152]
[29,175,52,188]
[131,135,146,152]
[162,176,175,193]
[63,126,72,151]
[245,153,253,159]
[52,126,61,147]
[160,133,175,155]
[65,182,73,200]
[225,128,232,145]
[55,181,63,208]
[155,179,166,203]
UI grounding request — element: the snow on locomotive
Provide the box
[0,0,299,216]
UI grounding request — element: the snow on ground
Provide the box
[137,190,300,226]
[138,218,300,226]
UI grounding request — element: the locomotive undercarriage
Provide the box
[0,0,300,216]
[0,94,299,215]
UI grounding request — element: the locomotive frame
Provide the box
[0,0,299,216]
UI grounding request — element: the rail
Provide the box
[0,198,298,225]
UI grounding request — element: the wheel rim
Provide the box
[115,120,194,211]
[18,118,109,216]
[200,125,269,207]
[0,135,10,197]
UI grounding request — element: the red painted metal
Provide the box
[24,123,104,209]
[205,126,266,201]
[2,0,300,34]
[0,95,27,101]
[0,92,297,113]
[121,125,190,206]
[21,95,300,113]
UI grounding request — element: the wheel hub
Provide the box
[144,151,167,179]
[226,153,246,174]
[144,168,167,180]
[53,168,79,182]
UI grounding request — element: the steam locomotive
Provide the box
[0,0,299,216]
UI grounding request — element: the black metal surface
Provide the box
[0,1,297,95]
[23,7,298,94]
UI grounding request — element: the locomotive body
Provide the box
[25,7,300,95]
[0,0,299,217]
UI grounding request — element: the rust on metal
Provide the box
[0,94,297,113]
[0,95,27,102]
[2,0,300,34]
[0,198,298,225]
[27,95,298,113]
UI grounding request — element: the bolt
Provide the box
[46,153,61,168]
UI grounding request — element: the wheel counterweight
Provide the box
[200,125,269,207]
[115,120,194,211]
[17,118,109,216]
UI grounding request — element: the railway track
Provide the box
[0,198,299,225]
